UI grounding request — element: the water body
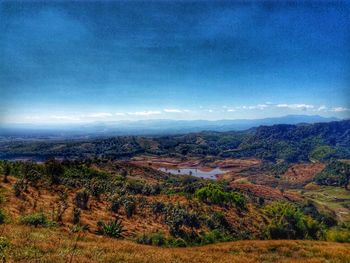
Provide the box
[158,167,225,179]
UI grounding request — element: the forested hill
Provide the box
[0,120,349,163]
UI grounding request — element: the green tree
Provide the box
[45,158,64,185]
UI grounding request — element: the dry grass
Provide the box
[0,176,264,238]
[230,183,301,202]
[1,224,350,263]
[280,163,325,187]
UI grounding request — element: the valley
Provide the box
[0,120,349,262]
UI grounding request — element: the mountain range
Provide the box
[0,115,340,139]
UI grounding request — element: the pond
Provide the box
[158,167,225,179]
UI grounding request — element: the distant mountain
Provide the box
[0,115,340,139]
[1,119,349,162]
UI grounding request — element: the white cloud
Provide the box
[236,104,269,110]
[164,109,182,113]
[87,112,113,118]
[317,105,328,111]
[249,104,269,110]
[50,115,81,121]
[115,112,125,116]
[227,109,236,112]
[276,103,314,110]
[128,111,162,116]
[331,107,350,112]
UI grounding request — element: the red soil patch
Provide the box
[230,183,301,202]
[281,162,325,187]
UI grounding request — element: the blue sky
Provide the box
[1,1,349,124]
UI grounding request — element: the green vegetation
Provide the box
[20,212,49,227]
[195,183,245,209]
[1,120,349,162]
[74,189,90,210]
[300,186,350,223]
[97,219,124,238]
[327,224,350,243]
[0,209,5,224]
[315,160,350,189]
[0,237,10,262]
[263,202,325,240]
[136,231,167,246]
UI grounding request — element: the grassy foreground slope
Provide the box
[1,224,350,263]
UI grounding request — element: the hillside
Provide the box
[1,224,350,263]
[0,120,349,262]
[1,120,349,163]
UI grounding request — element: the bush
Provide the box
[119,196,136,218]
[195,183,245,209]
[2,162,11,183]
[74,189,89,210]
[125,180,144,194]
[207,211,230,231]
[326,224,350,243]
[110,197,120,213]
[152,201,165,215]
[136,232,166,246]
[264,202,324,240]
[20,212,48,227]
[13,179,26,198]
[124,199,136,218]
[70,224,90,233]
[164,204,200,237]
[0,237,10,262]
[72,207,81,225]
[45,159,64,184]
[327,229,350,243]
[22,162,41,184]
[97,219,124,238]
[0,210,5,224]
[200,229,233,245]
[167,237,187,247]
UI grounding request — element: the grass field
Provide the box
[1,224,350,263]
[300,186,350,222]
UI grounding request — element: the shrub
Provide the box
[200,229,233,245]
[125,180,144,194]
[0,237,10,262]
[20,212,48,227]
[97,219,124,238]
[152,201,165,215]
[326,224,350,243]
[2,162,10,183]
[167,237,187,247]
[0,210,5,224]
[327,229,350,243]
[124,199,136,218]
[70,224,90,233]
[164,204,200,237]
[22,162,41,185]
[88,178,105,199]
[207,211,230,231]
[74,189,89,210]
[136,232,166,246]
[264,202,324,240]
[110,197,120,213]
[45,158,64,184]
[195,183,245,209]
[13,179,26,197]
[72,207,81,225]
